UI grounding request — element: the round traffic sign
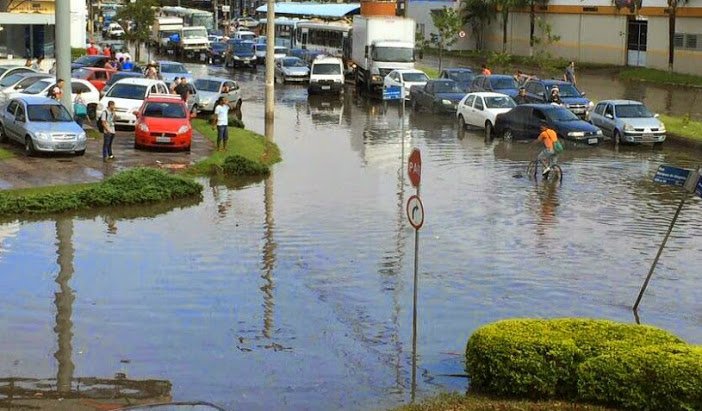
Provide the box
[458,30,466,38]
[407,148,421,188]
[406,195,424,230]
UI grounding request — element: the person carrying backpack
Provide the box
[73,90,87,128]
[99,101,117,161]
[533,121,563,176]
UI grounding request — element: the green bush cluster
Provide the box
[228,116,245,129]
[465,318,701,410]
[71,48,86,60]
[222,154,270,176]
[0,168,202,216]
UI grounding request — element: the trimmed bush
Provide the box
[578,344,702,411]
[465,319,683,399]
[222,154,270,176]
[0,168,202,216]
[71,48,86,60]
[228,116,245,129]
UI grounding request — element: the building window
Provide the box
[675,33,701,51]
[674,33,684,48]
[685,34,698,50]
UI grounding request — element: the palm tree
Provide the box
[667,0,688,72]
[528,0,549,56]
[460,0,495,51]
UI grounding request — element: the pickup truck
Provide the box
[409,79,466,114]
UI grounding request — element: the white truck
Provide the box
[168,26,210,59]
[152,17,184,52]
[350,16,416,95]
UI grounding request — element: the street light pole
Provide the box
[56,0,72,113]
[264,0,275,140]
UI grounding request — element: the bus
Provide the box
[295,21,351,59]
[258,18,306,48]
[161,6,214,32]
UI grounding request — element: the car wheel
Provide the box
[0,124,7,143]
[503,129,514,141]
[412,99,418,112]
[185,144,191,152]
[613,130,622,145]
[24,136,36,156]
[87,104,97,120]
[485,121,494,141]
[191,105,199,117]
[75,149,85,156]
[458,115,466,130]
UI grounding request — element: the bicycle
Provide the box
[526,158,563,184]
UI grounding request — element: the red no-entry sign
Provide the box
[408,148,421,188]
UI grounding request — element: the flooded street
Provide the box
[0,62,701,410]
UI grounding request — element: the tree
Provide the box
[429,7,463,73]
[460,0,494,51]
[115,0,157,62]
[667,0,688,72]
[527,0,549,56]
[493,0,527,52]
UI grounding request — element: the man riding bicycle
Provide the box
[534,121,560,176]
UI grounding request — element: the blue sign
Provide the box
[383,86,402,101]
[653,165,691,187]
[697,176,702,198]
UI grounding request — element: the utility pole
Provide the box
[56,0,72,113]
[214,0,219,33]
[264,0,274,140]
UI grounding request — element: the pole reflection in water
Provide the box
[54,218,75,394]
[261,173,276,339]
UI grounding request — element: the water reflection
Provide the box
[54,218,75,394]
[261,174,276,339]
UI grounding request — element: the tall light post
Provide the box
[56,0,72,113]
[264,0,275,140]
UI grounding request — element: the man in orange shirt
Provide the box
[534,121,559,175]
[86,42,99,55]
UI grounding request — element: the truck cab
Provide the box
[365,40,414,89]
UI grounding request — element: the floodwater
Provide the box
[0,62,701,410]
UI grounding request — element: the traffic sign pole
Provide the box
[406,149,422,403]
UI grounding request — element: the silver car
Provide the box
[0,96,87,156]
[589,99,666,145]
[192,77,242,112]
[274,57,310,83]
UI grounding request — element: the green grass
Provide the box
[0,168,202,216]
[390,393,618,411]
[660,114,702,142]
[0,147,14,160]
[620,68,702,87]
[416,63,440,79]
[86,128,102,140]
[189,118,281,175]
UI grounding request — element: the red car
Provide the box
[134,94,194,151]
[71,67,116,91]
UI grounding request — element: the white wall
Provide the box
[70,0,87,48]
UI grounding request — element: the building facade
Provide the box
[409,0,702,75]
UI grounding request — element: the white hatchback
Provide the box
[383,69,429,100]
[97,78,169,127]
[457,92,516,139]
[10,78,100,117]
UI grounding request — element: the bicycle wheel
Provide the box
[545,165,563,184]
[526,161,538,179]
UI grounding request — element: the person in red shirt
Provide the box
[103,44,111,58]
[86,42,99,55]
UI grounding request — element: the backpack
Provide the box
[97,111,106,133]
[554,139,565,154]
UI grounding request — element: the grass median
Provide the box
[0,168,202,216]
[391,392,617,411]
[188,118,281,176]
[660,114,702,143]
[0,147,13,160]
[620,68,702,87]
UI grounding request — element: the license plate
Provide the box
[200,53,207,61]
[56,143,73,149]
[114,115,122,121]
[588,138,598,144]
[643,134,655,138]
[156,136,171,143]
[321,86,331,90]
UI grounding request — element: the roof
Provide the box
[256,2,360,18]
[145,94,186,103]
[390,68,426,74]
[194,76,232,83]
[443,68,473,72]
[541,79,574,85]
[113,78,165,86]
[597,99,643,105]
[13,95,59,104]
[467,92,513,98]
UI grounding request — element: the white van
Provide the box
[233,30,256,42]
[308,56,344,95]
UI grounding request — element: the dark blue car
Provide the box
[409,79,466,113]
[470,74,519,97]
[494,104,604,145]
[523,79,593,119]
[439,68,474,93]
[208,42,228,64]
[225,40,256,68]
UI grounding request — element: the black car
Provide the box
[409,79,466,113]
[71,55,109,70]
[523,79,593,119]
[208,42,228,64]
[494,104,604,145]
[439,68,474,92]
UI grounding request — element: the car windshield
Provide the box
[546,107,580,122]
[143,102,186,118]
[434,81,461,93]
[485,96,516,109]
[0,73,24,87]
[106,83,147,99]
[22,80,51,94]
[212,43,227,51]
[74,56,101,65]
[240,34,255,41]
[283,58,306,68]
[490,77,518,89]
[372,47,414,63]
[107,73,139,85]
[553,84,581,97]
[403,72,429,82]
[235,43,253,53]
[274,47,287,54]
[183,28,208,38]
[615,104,654,118]
[160,63,187,73]
[15,77,43,89]
[446,71,473,82]
[312,63,341,75]
[72,69,91,79]
[194,79,222,92]
[27,104,73,122]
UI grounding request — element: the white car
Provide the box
[456,92,516,139]
[106,22,125,39]
[10,78,100,117]
[97,78,169,127]
[0,73,49,104]
[383,69,429,100]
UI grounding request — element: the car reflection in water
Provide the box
[307,95,344,126]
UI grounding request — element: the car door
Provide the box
[500,106,525,136]
[422,82,434,109]
[461,94,476,125]
[224,81,240,103]
[590,102,606,129]
[11,103,27,143]
[528,108,547,139]
[473,96,486,127]
[2,100,18,141]
[601,103,616,136]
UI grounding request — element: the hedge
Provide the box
[578,344,702,411]
[465,318,697,408]
[222,154,270,176]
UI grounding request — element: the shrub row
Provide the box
[465,318,701,410]
[222,154,270,176]
[0,168,202,216]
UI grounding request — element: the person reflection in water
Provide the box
[104,216,117,235]
[536,184,559,239]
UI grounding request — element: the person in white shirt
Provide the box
[214,97,230,151]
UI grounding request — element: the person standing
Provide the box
[103,44,112,58]
[174,77,189,102]
[122,57,134,71]
[169,77,181,94]
[145,62,158,79]
[87,42,99,55]
[214,97,230,151]
[100,101,116,161]
[48,79,64,101]
[564,61,576,86]
[514,87,530,105]
[73,90,88,128]
[481,64,492,76]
